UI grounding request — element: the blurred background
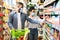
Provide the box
[0,0,60,40]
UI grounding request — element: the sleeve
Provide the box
[7,12,14,29]
[25,14,40,24]
[25,21,29,28]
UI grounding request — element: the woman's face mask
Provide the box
[31,12,35,16]
[20,8,23,12]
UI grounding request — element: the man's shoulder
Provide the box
[21,12,27,16]
[9,11,16,16]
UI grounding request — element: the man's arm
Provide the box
[25,14,40,24]
[7,12,14,29]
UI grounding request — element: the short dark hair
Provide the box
[29,7,35,12]
[17,2,23,8]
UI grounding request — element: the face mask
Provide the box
[18,8,23,13]
[20,8,23,12]
[31,12,35,16]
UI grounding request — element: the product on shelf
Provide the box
[0,12,5,40]
[0,13,5,24]
[0,27,3,32]
[58,32,60,40]
[44,21,60,40]
[0,13,4,17]
[51,11,55,16]
[0,36,3,40]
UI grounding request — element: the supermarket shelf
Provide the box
[45,29,52,37]
[52,25,60,32]
[39,0,55,9]
[39,12,60,15]
[44,0,55,6]
[45,29,55,40]
[45,33,50,40]
[43,27,51,40]
[45,20,60,32]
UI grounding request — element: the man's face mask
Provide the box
[18,8,23,13]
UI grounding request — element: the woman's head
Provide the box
[29,7,36,16]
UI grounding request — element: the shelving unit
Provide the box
[42,14,60,40]
[38,6,60,40]
[44,0,55,7]
[0,6,5,40]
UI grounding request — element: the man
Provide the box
[7,2,40,29]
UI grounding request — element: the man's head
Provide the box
[17,2,23,9]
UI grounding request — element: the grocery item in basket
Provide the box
[11,29,30,38]
[15,29,25,38]
[11,29,16,38]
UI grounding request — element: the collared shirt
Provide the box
[17,13,21,29]
[27,16,44,28]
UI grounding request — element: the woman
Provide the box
[27,7,44,40]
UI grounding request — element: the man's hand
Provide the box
[40,22,44,26]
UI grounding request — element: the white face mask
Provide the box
[18,8,23,13]
[20,8,23,13]
[31,12,35,16]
